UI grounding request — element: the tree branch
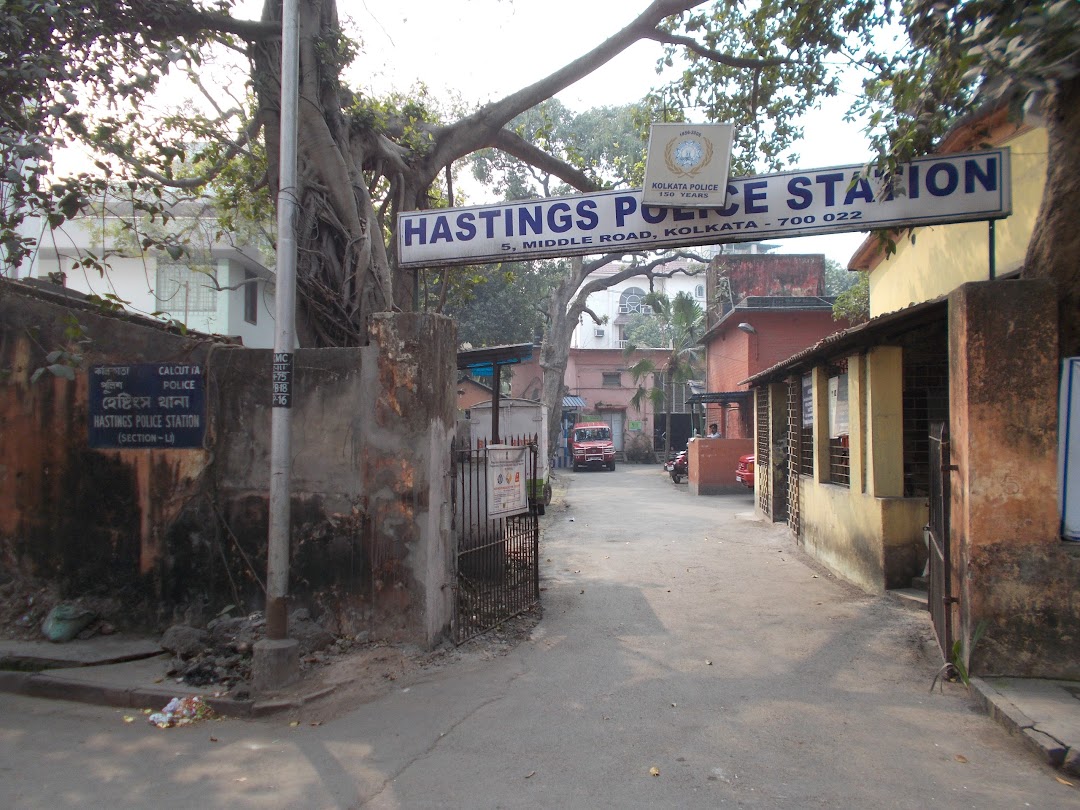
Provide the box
[645,30,791,70]
[489,129,603,193]
[580,305,604,325]
[134,0,280,43]
[101,116,262,189]
[567,251,707,320]
[420,0,707,181]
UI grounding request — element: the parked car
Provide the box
[570,422,616,471]
[735,453,755,488]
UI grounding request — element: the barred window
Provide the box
[903,355,949,497]
[827,361,850,488]
[156,259,218,313]
[243,270,258,325]
[800,373,814,476]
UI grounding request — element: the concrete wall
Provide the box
[949,280,1080,677]
[799,484,926,594]
[703,309,848,440]
[688,437,754,495]
[0,280,456,646]
[758,348,928,592]
[706,254,826,329]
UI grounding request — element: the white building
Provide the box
[10,206,277,348]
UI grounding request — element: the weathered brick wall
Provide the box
[0,281,455,645]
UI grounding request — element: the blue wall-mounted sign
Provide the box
[88,363,206,449]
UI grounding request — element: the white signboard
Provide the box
[397,149,1011,268]
[487,444,529,518]
[642,123,734,207]
[829,373,849,438]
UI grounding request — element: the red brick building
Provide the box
[701,253,849,438]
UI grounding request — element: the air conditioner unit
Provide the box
[640,305,653,315]
[594,328,605,338]
[617,305,630,314]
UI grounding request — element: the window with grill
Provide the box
[799,373,814,476]
[602,371,621,387]
[827,361,850,487]
[755,389,769,467]
[903,355,949,497]
[244,270,258,325]
[156,259,218,313]
[619,286,648,314]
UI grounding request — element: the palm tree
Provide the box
[623,290,704,461]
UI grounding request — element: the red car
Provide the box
[735,453,755,488]
[570,422,616,471]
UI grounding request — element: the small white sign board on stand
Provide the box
[487,444,528,518]
[642,123,735,208]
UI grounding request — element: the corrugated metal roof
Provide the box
[687,391,753,405]
[456,342,534,371]
[563,395,587,409]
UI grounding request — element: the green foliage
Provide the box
[623,312,668,349]
[623,290,704,420]
[823,258,858,297]
[832,272,869,324]
[28,314,90,383]
[655,0,890,174]
[437,259,565,347]
[346,86,444,159]
[854,0,1080,167]
[470,100,650,197]
[0,0,237,270]
[932,620,988,692]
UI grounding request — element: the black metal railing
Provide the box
[928,422,953,658]
[452,437,540,644]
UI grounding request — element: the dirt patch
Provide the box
[284,607,543,724]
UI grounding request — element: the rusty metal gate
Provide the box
[756,389,771,514]
[786,376,802,537]
[451,437,540,644]
[928,422,954,658]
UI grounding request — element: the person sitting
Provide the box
[706,423,720,438]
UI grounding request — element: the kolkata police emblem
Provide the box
[665,134,714,178]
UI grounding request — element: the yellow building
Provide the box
[746,105,1080,679]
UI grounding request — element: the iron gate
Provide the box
[786,376,802,537]
[452,437,540,644]
[928,422,954,658]
[756,389,771,514]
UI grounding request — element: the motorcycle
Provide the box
[664,449,688,483]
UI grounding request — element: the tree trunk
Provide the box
[1023,75,1080,358]
[664,369,672,459]
[541,260,585,462]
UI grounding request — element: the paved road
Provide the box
[1,465,1076,808]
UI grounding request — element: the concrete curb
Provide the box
[969,676,1069,770]
[0,668,341,718]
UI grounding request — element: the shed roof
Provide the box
[742,298,947,386]
[456,342,534,373]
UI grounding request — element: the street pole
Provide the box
[253,0,300,691]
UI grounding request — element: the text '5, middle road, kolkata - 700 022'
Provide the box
[396,149,1011,268]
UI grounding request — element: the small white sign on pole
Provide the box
[487,444,529,518]
[642,123,734,208]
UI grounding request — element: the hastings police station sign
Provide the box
[397,148,1011,268]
